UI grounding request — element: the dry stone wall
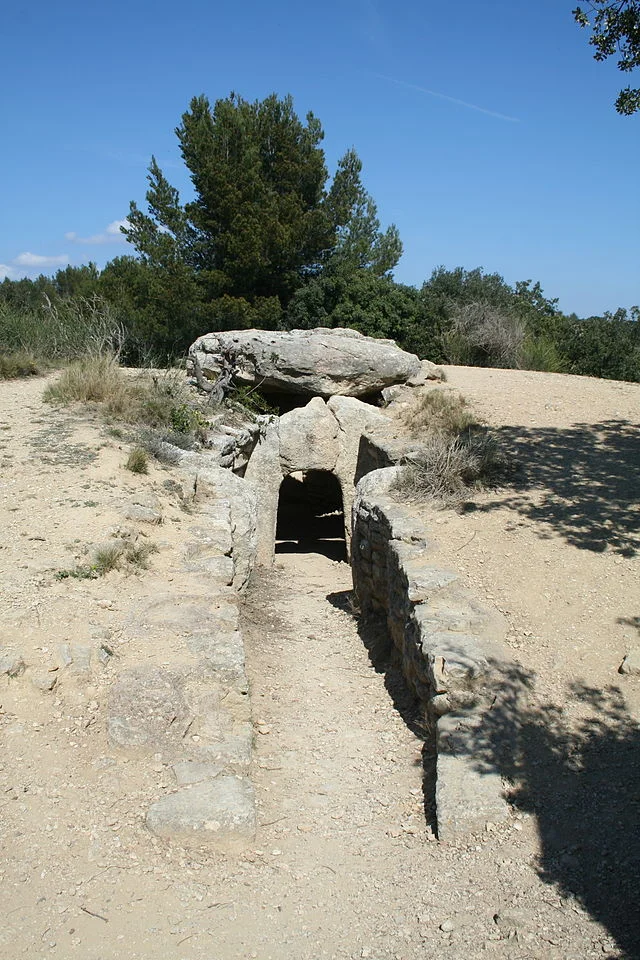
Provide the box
[352,467,517,838]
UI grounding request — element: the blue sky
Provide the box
[1,0,638,316]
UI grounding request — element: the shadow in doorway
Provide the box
[275,470,348,562]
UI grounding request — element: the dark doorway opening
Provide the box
[275,471,347,561]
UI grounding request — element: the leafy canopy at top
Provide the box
[124,92,400,330]
[573,1,640,113]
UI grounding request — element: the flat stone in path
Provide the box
[146,776,256,848]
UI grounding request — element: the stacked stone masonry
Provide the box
[352,467,517,838]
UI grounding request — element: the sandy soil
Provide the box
[1,368,639,960]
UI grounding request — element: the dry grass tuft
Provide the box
[125,447,149,474]
[394,387,507,507]
[55,538,159,580]
[44,354,128,405]
[403,388,476,438]
[92,543,125,576]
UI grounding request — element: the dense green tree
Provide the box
[285,271,421,346]
[0,274,56,309]
[325,149,402,277]
[283,149,406,344]
[51,263,100,299]
[124,92,387,347]
[573,1,640,113]
[98,256,209,363]
[562,313,640,379]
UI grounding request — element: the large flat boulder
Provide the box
[189,327,421,398]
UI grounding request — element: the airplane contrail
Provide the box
[374,72,520,123]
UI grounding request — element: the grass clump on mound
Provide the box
[403,388,476,438]
[125,447,149,474]
[395,388,506,507]
[0,351,45,380]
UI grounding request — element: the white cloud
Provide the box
[0,263,18,280]
[65,218,130,245]
[13,252,69,268]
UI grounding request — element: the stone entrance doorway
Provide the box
[275,470,347,561]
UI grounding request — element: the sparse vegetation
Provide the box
[125,540,159,569]
[125,447,149,474]
[395,387,507,507]
[403,389,476,438]
[43,355,211,451]
[0,350,44,380]
[55,538,159,580]
[92,543,125,576]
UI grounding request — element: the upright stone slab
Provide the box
[244,417,282,566]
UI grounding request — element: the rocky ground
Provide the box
[1,368,639,959]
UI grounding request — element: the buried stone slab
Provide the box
[435,712,510,838]
[187,629,247,687]
[108,667,190,749]
[146,775,256,848]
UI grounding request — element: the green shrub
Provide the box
[229,384,277,415]
[520,335,567,373]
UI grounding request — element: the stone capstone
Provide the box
[188,327,421,399]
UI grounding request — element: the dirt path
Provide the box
[238,551,627,960]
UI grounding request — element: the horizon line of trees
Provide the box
[1,91,638,383]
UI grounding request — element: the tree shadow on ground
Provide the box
[472,663,640,958]
[474,419,640,556]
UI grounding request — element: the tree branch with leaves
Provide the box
[573,1,640,114]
